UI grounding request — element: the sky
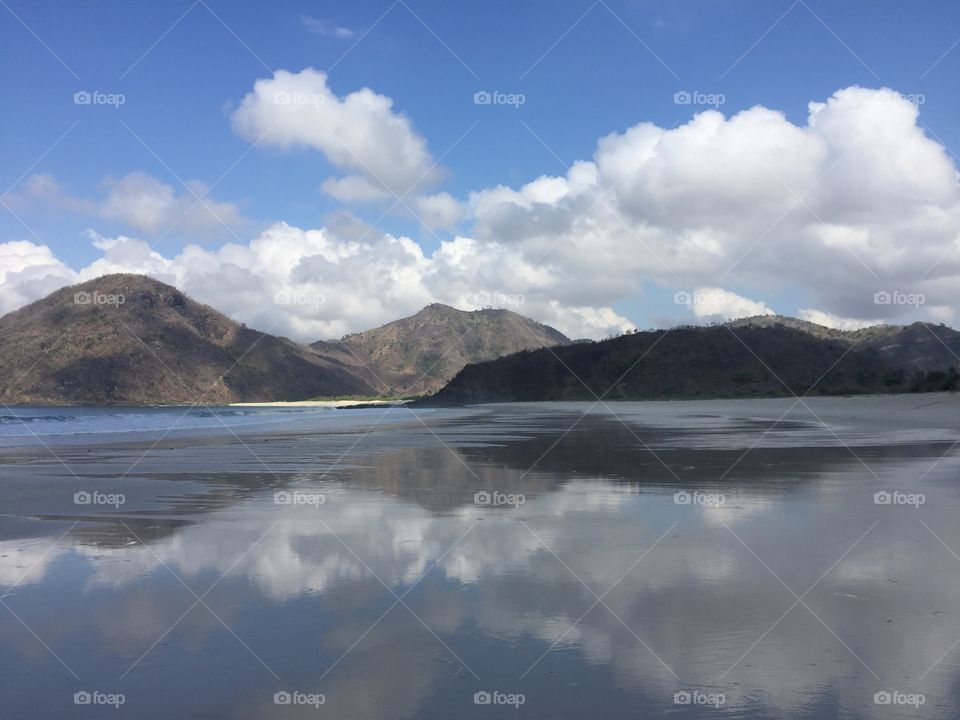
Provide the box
[1,0,960,341]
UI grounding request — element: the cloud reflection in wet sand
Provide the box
[1,399,959,718]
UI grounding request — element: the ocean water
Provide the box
[0,405,414,447]
[1,395,959,718]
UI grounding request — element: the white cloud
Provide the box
[926,305,956,324]
[0,221,630,341]
[467,86,960,325]
[2,173,94,214]
[5,86,960,341]
[301,15,355,38]
[4,171,245,239]
[231,68,442,202]
[690,287,774,321]
[320,175,393,203]
[0,240,76,316]
[79,230,175,280]
[99,172,245,237]
[797,308,878,331]
[542,302,633,338]
[415,192,465,232]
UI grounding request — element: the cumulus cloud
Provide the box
[689,287,774,321]
[0,240,76,316]
[99,172,245,236]
[415,192,465,232]
[797,308,878,331]
[74,224,628,340]
[0,220,629,341]
[5,85,960,341]
[3,171,246,239]
[231,68,442,202]
[468,86,960,325]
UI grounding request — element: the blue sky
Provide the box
[2,0,960,339]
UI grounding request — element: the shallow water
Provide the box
[0,405,406,447]
[1,396,959,718]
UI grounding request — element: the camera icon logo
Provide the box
[473,91,492,105]
[874,491,892,505]
[274,491,291,505]
[674,491,692,505]
[73,90,92,105]
[74,691,92,704]
[274,691,292,705]
[473,491,492,506]
[74,291,91,305]
[474,691,492,705]
[673,90,692,105]
[874,691,892,705]
[673,291,692,306]
[874,291,892,305]
[74,491,92,505]
[674,691,692,704]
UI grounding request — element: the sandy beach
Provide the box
[228,399,411,408]
[2,396,959,719]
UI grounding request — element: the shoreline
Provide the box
[228,399,412,408]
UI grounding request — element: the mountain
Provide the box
[309,303,570,395]
[729,315,960,371]
[6,275,953,407]
[0,276,570,404]
[0,274,375,405]
[421,323,959,405]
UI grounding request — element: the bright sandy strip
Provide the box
[229,399,410,408]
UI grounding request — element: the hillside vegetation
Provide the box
[422,323,959,405]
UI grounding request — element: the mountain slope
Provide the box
[422,324,955,405]
[730,315,960,371]
[0,274,375,404]
[310,303,570,395]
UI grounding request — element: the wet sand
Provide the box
[0,394,958,718]
[229,399,411,408]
